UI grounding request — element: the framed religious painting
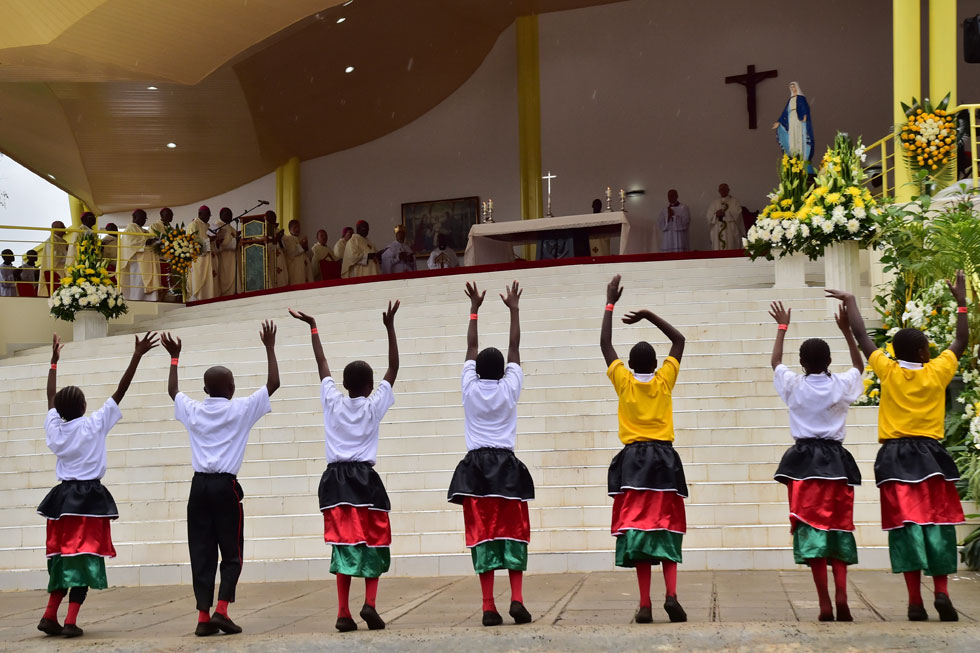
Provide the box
[401,196,479,256]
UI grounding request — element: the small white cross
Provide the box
[542,171,557,195]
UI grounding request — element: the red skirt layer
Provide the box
[322,505,391,546]
[46,515,115,558]
[462,496,530,547]
[611,489,686,535]
[786,479,855,532]
[879,475,965,531]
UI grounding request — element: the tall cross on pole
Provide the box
[725,64,778,129]
[542,171,557,217]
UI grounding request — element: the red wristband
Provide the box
[605,303,615,312]
[777,324,789,331]
[469,313,478,320]
[50,363,57,370]
[311,327,318,334]
[957,306,968,314]
[170,358,179,366]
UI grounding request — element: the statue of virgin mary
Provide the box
[772,81,814,162]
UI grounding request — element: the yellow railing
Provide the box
[956,103,980,188]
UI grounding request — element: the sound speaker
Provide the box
[966,15,980,63]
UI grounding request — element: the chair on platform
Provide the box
[319,260,342,281]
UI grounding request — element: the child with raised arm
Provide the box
[447,281,535,627]
[769,302,864,622]
[599,274,688,625]
[288,300,400,633]
[161,322,280,637]
[38,332,158,638]
[827,271,968,622]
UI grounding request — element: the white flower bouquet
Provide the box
[48,232,128,322]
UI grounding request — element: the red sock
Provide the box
[215,600,229,617]
[808,558,832,617]
[336,574,352,619]
[479,571,496,612]
[508,570,524,604]
[43,590,66,621]
[198,610,211,624]
[933,574,948,596]
[64,602,81,626]
[830,558,848,604]
[364,577,379,608]
[903,570,923,606]
[661,561,678,599]
[635,563,652,607]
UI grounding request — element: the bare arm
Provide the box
[161,333,182,400]
[112,333,159,405]
[622,310,686,363]
[259,320,280,395]
[825,289,876,359]
[834,304,864,370]
[382,300,400,386]
[463,282,485,361]
[947,270,969,358]
[600,275,624,367]
[768,301,791,370]
[501,281,522,365]
[47,334,63,409]
[289,309,330,380]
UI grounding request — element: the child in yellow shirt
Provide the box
[828,271,968,623]
[600,275,687,625]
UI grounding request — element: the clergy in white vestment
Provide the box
[283,219,313,285]
[381,225,417,274]
[101,223,119,272]
[309,229,336,281]
[264,210,288,288]
[149,207,177,299]
[426,233,459,270]
[186,206,217,301]
[706,184,745,250]
[119,209,161,301]
[333,226,354,261]
[341,220,381,279]
[65,212,97,268]
[657,189,691,253]
[37,221,68,297]
[215,207,240,296]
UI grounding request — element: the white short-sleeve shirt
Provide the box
[773,365,863,441]
[45,398,122,481]
[461,360,523,451]
[175,386,271,474]
[320,377,395,464]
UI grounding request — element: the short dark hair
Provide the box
[799,338,831,375]
[893,328,929,362]
[1,249,12,257]
[629,341,656,374]
[343,360,374,392]
[475,347,505,380]
[54,386,86,421]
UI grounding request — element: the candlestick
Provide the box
[605,187,612,212]
[487,198,494,223]
[481,201,487,223]
[619,189,626,212]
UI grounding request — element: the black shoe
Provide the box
[908,603,928,621]
[335,617,357,632]
[482,610,503,627]
[664,596,687,623]
[934,593,958,622]
[195,621,220,637]
[61,624,83,638]
[359,604,385,630]
[37,618,62,636]
[835,603,853,622]
[509,601,532,624]
[210,612,242,634]
[634,605,653,624]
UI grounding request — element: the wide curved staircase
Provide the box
[1,256,972,590]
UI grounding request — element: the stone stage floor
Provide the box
[1,571,978,651]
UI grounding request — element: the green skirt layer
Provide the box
[792,523,858,565]
[329,544,390,578]
[471,540,528,574]
[615,529,683,567]
[888,523,958,576]
[47,554,107,592]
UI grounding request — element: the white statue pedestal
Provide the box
[773,250,806,288]
[824,241,861,314]
[73,310,108,341]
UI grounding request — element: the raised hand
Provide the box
[769,301,791,326]
[824,289,854,303]
[260,320,277,348]
[607,274,624,305]
[622,309,653,325]
[382,299,400,329]
[464,282,486,311]
[133,332,159,357]
[161,332,182,358]
[834,304,849,333]
[946,270,967,306]
[51,333,64,364]
[500,280,522,310]
[288,308,316,327]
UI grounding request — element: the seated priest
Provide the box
[381,225,417,274]
[426,233,459,270]
[283,219,313,286]
[340,219,381,279]
[309,229,336,281]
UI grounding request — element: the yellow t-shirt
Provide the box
[607,357,679,444]
[869,349,959,442]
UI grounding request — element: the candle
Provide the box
[488,198,493,211]
[619,189,625,201]
[605,186,611,201]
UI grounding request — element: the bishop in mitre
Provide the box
[37,221,68,297]
[283,219,313,285]
[119,209,161,301]
[341,220,381,279]
[215,207,240,296]
[65,211,97,268]
[381,225,416,274]
[309,229,336,281]
[187,205,217,301]
[706,183,745,250]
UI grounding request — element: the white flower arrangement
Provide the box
[48,232,128,322]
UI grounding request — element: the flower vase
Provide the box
[73,309,108,341]
[824,240,861,315]
[773,249,806,288]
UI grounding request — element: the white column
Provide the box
[824,241,862,314]
[73,310,108,341]
[773,251,806,288]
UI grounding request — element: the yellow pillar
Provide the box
[275,156,301,231]
[68,196,87,228]
[893,0,921,201]
[516,15,542,223]
[928,0,956,108]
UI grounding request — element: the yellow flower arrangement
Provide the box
[898,94,956,193]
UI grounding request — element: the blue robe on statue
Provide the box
[776,94,814,162]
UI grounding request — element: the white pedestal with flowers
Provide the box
[773,250,807,288]
[824,240,861,314]
[73,309,109,341]
[48,231,129,340]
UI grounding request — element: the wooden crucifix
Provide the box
[725,64,778,129]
